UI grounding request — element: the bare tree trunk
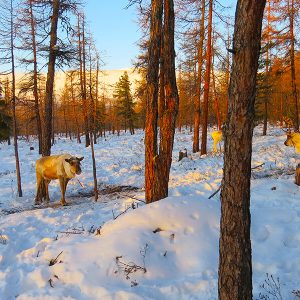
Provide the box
[263,0,271,136]
[42,0,60,156]
[78,13,90,147]
[10,0,22,197]
[212,45,222,130]
[200,0,213,155]
[94,54,100,144]
[224,30,231,118]
[29,0,42,154]
[145,0,163,203]
[90,132,98,201]
[88,45,95,141]
[218,1,266,299]
[145,0,178,203]
[280,95,283,127]
[158,32,165,127]
[193,0,205,153]
[63,103,68,137]
[288,0,299,131]
[70,71,81,143]
[155,0,179,199]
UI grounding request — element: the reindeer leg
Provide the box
[213,142,217,153]
[59,177,67,206]
[45,180,50,203]
[34,172,42,205]
[64,179,70,195]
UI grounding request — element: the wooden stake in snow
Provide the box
[295,164,300,186]
[178,149,187,161]
[90,132,98,201]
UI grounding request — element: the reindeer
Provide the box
[282,117,300,154]
[284,131,300,154]
[35,154,84,206]
[211,130,223,153]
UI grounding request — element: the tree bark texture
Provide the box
[10,0,22,197]
[145,0,179,203]
[145,0,163,203]
[29,0,42,154]
[295,163,300,186]
[90,132,98,201]
[289,0,299,131]
[218,1,266,299]
[156,0,179,200]
[263,0,271,136]
[42,0,60,156]
[200,0,213,155]
[78,13,90,147]
[193,0,206,153]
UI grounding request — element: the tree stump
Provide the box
[179,149,187,161]
[295,164,300,186]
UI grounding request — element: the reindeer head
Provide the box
[65,156,84,175]
[282,117,295,147]
[283,130,300,149]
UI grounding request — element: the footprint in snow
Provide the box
[254,226,270,243]
[184,227,194,235]
[283,235,300,248]
[190,213,199,220]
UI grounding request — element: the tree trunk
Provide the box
[263,0,271,136]
[224,30,231,119]
[200,0,213,155]
[155,0,179,199]
[145,0,163,203]
[29,0,42,154]
[295,163,300,186]
[42,0,60,156]
[145,0,178,203]
[158,32,165,126]
[288,0,299,131]
[94,55,100,144]
[78,13,90,147]
[193,0,206,153]
[70,72,81,143]
[90,132,98,201]
[218,1,266,299]
[10,0,22,197]
[212,49,222,130]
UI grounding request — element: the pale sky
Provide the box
[85,0,141,70]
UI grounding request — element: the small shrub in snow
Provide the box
[258,273,282,300]
[114,244,148,282]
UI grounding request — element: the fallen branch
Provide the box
[76,178,84,188]
[112,206,132,220]
[49,251,63,266]
[251,163,265,170]
[48,279,54,288]
[58,231,84,235]
[208,186,221,199]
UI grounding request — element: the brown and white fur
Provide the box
[35,154,84,206]
[211,130,223,153]
[284,131,300,154]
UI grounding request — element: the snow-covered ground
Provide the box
[0,126,299,299]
